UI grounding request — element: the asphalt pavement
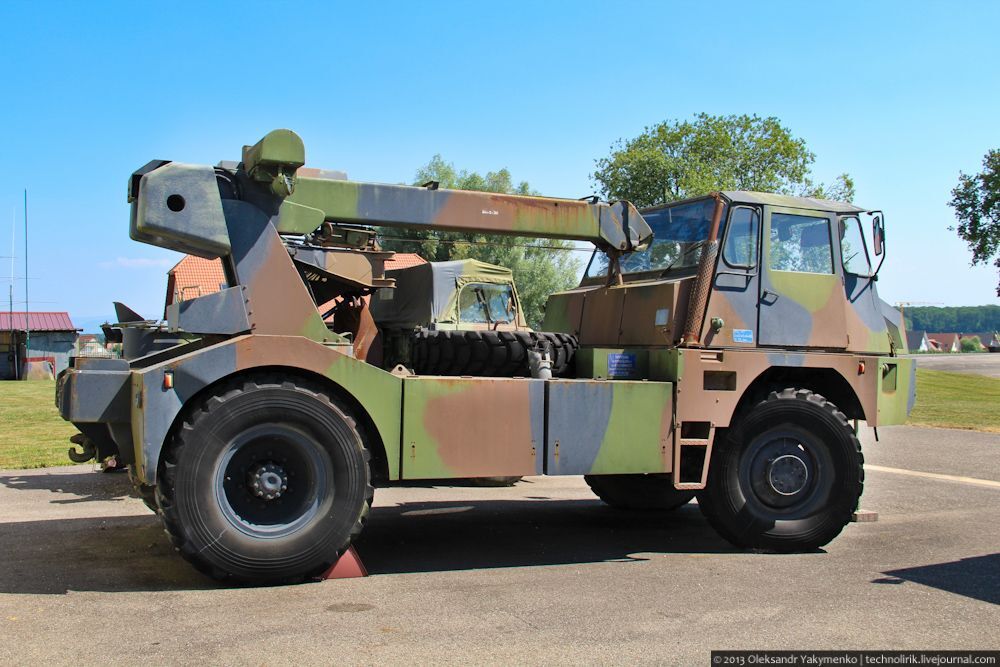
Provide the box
[908,352,1000,378]
[0,425,997,665]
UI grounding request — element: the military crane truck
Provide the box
[57,130,914,584]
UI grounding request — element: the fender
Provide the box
[128,335,401,484]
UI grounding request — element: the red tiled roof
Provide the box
[928,333,961,349]
[0,311,77,331]
[384,253,427,270]
[166,256,227,307]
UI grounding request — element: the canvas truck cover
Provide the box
[370,259,524,328]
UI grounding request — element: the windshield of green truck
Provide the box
[584,198,723,278]
[458,283,517,324]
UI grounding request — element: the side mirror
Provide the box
[871,214,884,256]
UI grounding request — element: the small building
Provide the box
[0,311,80,379]
[927,333,961,353]
[75,333,117,359]
[164,255,228,317]
[905,330,930,353]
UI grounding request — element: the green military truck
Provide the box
[371,258,577,376]
[58,130,914,584]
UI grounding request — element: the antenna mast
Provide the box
[23,189,29,362]
[8,208,15,379]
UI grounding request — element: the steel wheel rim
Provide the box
[741,431,821,512]
[215,423,332,538]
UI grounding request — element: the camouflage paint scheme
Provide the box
[58,130,913,495]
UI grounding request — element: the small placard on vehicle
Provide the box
[732,328,754,343]
[607,353,637,377]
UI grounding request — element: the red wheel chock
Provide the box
[321,546,368,579]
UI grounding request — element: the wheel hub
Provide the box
[767,454,809,496]
[248,462,288,501]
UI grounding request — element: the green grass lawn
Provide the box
[1,367,998,470]
[908,368,1000,433]
[0,380,78,469]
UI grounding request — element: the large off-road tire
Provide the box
[585,474,696,511]
[155,375,373,585]
[697,388,863,552]
[410,329,577,377]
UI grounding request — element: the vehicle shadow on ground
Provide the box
[0,497,736,594]
[0,469,133,504]
[0,514,215,594]
[355,499,736,575]
[875,553,1000,606]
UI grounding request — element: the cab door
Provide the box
[758,206,848,349]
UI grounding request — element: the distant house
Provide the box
[164,255,228,317]
[905,330,930,352]
[928,333,961,353]
[0,311,80,379]
[383,253,428,270]
[75,333,116,359]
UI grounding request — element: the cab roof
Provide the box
[721,191,866,214]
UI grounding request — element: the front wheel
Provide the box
[156,375,373,584]
[697,388,863,552]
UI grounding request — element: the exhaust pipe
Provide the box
[680,193,725,347]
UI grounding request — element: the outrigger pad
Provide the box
[320,546,368,580]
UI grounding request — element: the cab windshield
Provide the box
[585,198,723,279]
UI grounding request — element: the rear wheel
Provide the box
[697,388,863,552]
[585,474,695,511]
[156,375,372,584]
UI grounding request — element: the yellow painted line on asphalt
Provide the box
[865,464,1000,489]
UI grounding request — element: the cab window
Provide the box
[839,216,872,275]
[723,206,760,268]
[769,213,834,274]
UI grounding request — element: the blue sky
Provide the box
[1,1,998,328]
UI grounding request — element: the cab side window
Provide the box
[723,206,760,268]
[840,217,872,275]
[769,213,834,274]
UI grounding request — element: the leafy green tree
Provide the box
[960,336,983,353]
[592,113,855,209]
[378,155,581,328]
[949,149,1000,296]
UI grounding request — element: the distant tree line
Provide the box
[905,305,1000,333]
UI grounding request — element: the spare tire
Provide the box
[410,329,577,377]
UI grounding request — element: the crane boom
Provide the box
[128,129,652,260]
[286,176,650,252]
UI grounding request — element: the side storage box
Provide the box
[401,376,545,479]
[546,379,673,476]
